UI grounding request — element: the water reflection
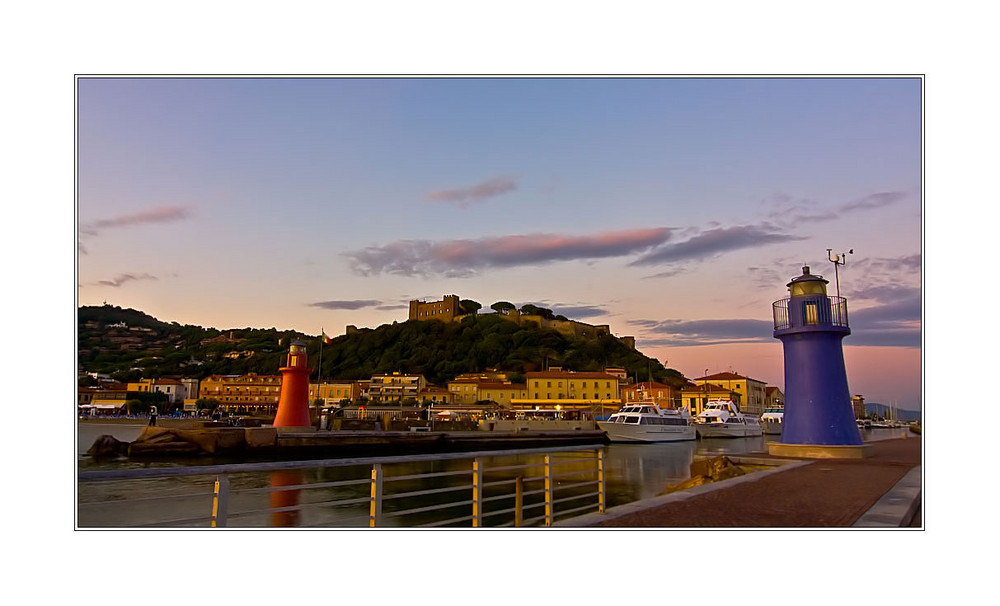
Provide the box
[77,423,915,527]
[269,469,304,527]
[603,442,696,504]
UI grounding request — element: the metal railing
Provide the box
[772,296,849,330]
[78,446,605,528]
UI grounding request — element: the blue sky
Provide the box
[77,76,922,410]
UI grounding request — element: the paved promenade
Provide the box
[563,435,921,528]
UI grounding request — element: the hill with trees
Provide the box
[77,304,686,388]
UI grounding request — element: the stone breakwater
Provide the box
[86,424,609,459]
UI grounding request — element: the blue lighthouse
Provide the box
[770,265,871,458]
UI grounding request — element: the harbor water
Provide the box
[76,423,912,527]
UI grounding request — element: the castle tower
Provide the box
[770,266,871,458]
[273,340,312,428]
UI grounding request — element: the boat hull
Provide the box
[762,419,783,435]
[598,422,696,443]
[696,423,763,438]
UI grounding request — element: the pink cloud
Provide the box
[81,205,192,237]
[426,176,517,208]
[344,227,675,276]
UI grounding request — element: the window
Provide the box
[804,303,819,325]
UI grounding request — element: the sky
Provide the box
[76,76,923,411]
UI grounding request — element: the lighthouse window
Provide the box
[804,303,819,325]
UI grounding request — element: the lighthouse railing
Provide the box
[772,296,849,330]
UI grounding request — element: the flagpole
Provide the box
[318,328,324,386]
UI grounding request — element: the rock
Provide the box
[659,456,748,495]
[127,426,247,456]
[86,435,128,458]
[660,475,713,495]
[128,440,201,456]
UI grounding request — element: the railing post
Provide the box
[544,454,553,527]
[369,463,383,527]
[514,475,524,527]
[472,458,483,527]
[212,474,229,528]
[597,450,606,514]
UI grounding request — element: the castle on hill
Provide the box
[408,295,635,349]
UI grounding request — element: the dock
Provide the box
[559,435,921,528]
[113,423,609,459]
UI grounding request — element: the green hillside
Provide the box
[77,305,685,387]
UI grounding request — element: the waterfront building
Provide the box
[851,394,866,419]
[477,381,527,406]
[89,382,129,413]
[418,386,454,405]
[771,265,867,457]
[309,380,363,406]
[513,369,621,412]
[765,386,785,409]
[447,374,525,406]
[127,377,199,404]
[693,372,767,416]
[680,382,741,416]
[621,381,680,409]
[368,372,428,403]
[447,377,483,405]
[198,373,281,414]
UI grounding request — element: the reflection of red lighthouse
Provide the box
[273,340,312,428]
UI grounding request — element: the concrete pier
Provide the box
[561,436,921,528]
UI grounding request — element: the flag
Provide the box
[321,330,332,345]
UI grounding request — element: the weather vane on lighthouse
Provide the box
[826,248,853,299]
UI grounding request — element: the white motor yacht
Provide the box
[694,399,763,438]
[760,405,784,435]
[598,402,696,442]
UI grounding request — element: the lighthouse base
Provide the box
[769,442,874,459]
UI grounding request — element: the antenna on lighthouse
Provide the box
[826,248,853,299]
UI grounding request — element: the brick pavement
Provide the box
[580,436,921,528]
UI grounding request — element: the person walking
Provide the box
[149,405,158,426]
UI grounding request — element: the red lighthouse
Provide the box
[273,340,312,428]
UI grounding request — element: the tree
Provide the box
[459,299,482,315]
[521,304,554,319]
[490,301,516,314]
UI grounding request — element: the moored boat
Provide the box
[760,405,784,435]
[598,402,695,442]
[694,399,763,438]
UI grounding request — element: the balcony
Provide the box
[772,296,849,331]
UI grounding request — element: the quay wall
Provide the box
[479,419,597,432]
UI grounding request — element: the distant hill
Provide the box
[77,305,685,387]
[865,402,921,422]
